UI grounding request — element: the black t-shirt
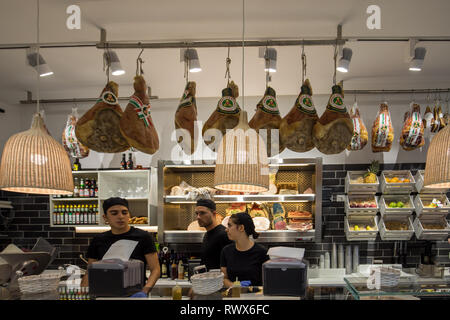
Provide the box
[86,226,156,271]
[220,243,269,286]
[201,224,232,271]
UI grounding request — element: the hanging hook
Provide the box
[136,43,145,76]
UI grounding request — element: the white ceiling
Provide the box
[0,0,450,105]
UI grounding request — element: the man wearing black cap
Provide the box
[80,197,160,296]
[196,199,232,271]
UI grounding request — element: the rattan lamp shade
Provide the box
[0,113,74,195]
[214,111,269,193]
[423,125,450,189]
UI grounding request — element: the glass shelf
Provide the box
[344,276,450,300]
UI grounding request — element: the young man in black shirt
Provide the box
[81,197,160,296]
[196,199,232,271]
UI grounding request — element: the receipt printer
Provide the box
[88,259,144,297]
[262,258,307,297]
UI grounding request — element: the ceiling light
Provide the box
[181,49,202,73]
[337,48,352,73]
[26,50,53,77]
[260,47,277,73]
[104,50,125,76]
[409,47,426,71]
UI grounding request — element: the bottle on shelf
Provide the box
[94,180,98,198]
[75,205,80,224]
[60,206,64,225]
[73,177,79,198]
[121,154,127,170]
[68,205,73,225]
[171,258,178,280]
[127,153,134,170]
[72,158,81,171]
[53,205,59,225]
[85,179,91,198]
[177,259,184,280]
[94,205,99,224]
[90,179,96,198]
[161,256,168,279]
[79,178,85,198]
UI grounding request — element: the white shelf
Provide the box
[164,194,315,204]
[75,226,158,233]
[52,198,98,201]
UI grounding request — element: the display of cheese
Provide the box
[399,103,425,151]
[249,86,284,156]
[371,102,394,152]
[252,217,270,231]
[312,81,353,154]
[280,79,318,153]
[75,81,130,153]
[202,81,241,151]
[174,81,198,155]
[62,109,89,158]
[119,75,159,154]
[347,103,368,151]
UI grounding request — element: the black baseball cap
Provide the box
[103,197,129,213]
[196,199,216,212]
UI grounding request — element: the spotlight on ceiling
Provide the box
[181,48,202,73]
[103,50,125,76]
[259,47,277,73]
[26,48,53,77]
[409,47,426,72]
[337,47,353,73]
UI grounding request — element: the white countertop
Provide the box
[97,292,300,300]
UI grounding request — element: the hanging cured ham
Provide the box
[347,103,368,151]
[371,102,394,152]
[174,81,197,155]
[75,81,130,153]
[62,109,89,158]
[202,81,241,150]
[249,86,284,156]
[119,75,159,154]
[399,103,425,151]
[280,79,318,153]
[312,81,353,154]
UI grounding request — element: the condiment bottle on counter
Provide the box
[231,278,241,298]
[178,260,184,280]
[171,259,178,280]
[172,281,182,300]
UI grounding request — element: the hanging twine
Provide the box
[241,0,245,110]
[301,41,306,84]
[333,42,337,86]
[225,46,231,85]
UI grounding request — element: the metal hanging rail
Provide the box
[345,88,450,95]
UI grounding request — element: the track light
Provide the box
[259,47,277,73]
[181,48,202,73]
[409,47,426,71]
[26,49,53,77]
[103,50,125,76]
[337,47,353,73]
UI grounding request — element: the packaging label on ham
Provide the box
[327,93,347,113]
[178,90,195,110]
[217,96,239,114]
[99,91,118,105]
[296,94,317,115]
[405,110,421,146]
[260,95,280,115]
[129,95,152,127]
[374,113,390,147]
[350,117,362,150]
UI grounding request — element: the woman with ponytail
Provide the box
[220,212,269,288]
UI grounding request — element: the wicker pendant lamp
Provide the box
[423,125,450,188]
[0,0,73,195]
[214,0,269,193]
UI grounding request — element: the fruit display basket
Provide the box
[344,195,379,216]
[413,216,450,241]
[415,170,449,194]
[344,216,378,241]
[414,194,450,218]
[345,171,380,194]
[379,216,414,241]
[380,170,415,194]
[379,195,415,217]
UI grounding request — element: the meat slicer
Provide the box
[0,238,57,298]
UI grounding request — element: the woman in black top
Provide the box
[220,212,269,287]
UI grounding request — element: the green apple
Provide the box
[397,201,405,208]
[389,202,397,208]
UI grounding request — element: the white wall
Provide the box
[1,91,440,168]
